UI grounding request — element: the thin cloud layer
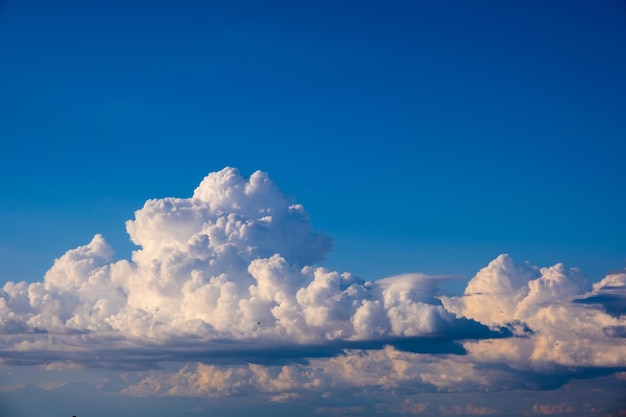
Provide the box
[1,167,625,400]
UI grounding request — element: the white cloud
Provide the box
[439,254,591,327]
[0,167,625,400]
[442,255,626,371]
[0,168,495,362]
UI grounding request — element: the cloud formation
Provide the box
[0,168,501,365]
[441,255,626,371]
[1,167,625,400]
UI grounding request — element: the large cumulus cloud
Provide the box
[1,167,625,400]
[0,168,503,368]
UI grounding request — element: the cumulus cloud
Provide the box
[440,254,591,327]
[439,254,626,392]
[0,167,625,400]
[0,168,504,369]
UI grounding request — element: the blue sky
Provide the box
[1,1,626,416]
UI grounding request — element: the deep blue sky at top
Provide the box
[1,0,625,284]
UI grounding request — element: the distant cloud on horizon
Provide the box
[0,167,625,400]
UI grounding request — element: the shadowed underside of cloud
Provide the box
[1,167,625,397]
[573,271,626,318]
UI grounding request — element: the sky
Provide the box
[1,0,625,416]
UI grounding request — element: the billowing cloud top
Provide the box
[1,168,625,400]
[0,168,501,361]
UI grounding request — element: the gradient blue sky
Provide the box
[1,1,626,416]
[2,0,625,283]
